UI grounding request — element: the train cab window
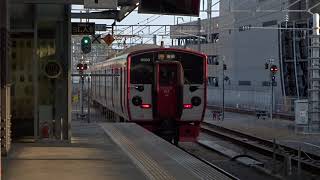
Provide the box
[179,53,204,84]
[130,54,154,84]
[159,66,177,86]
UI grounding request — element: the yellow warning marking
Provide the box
[102,125,176,180]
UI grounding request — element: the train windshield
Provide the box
[155,51,204,84]
[159,65,177,86]
[130,53,154,84]
[130,51,204,84]
[179,53,204,84]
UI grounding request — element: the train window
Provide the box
[179,53,204,84]
[130,54,154,84]
[159,65,177,86]
[115,68,119,90]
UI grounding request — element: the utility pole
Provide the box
[222,56,226,120]
[207,0,212,43]
[222,64,225,120]
[198,17,201,52]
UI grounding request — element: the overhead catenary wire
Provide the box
[72,0,320,49]
[115,15,162,44]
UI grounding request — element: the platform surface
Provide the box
[100,123,234,180]
[3,122,147,180]
[3,120,234,180]
[204,110,320,156]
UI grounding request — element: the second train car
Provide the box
[90,47,207,144]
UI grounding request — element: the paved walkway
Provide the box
[2,121,147,180]
[3,118,234,180]
[204,109,320,157]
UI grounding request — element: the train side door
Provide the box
[156,63,182,119]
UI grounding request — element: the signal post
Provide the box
[270,65,278,122]
[78,36,91,119]
[77,62,89,119]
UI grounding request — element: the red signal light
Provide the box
[140,104,151,109]
[270,65,278,74]
[270,67,278,71]
[77,63,86,71]
[77,63,84,71]
[183,104,193,109]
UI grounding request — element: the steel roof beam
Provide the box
[71,10,118,19]
[11,0,136,6]
[11,0,138,22]
[118,0,138,6]
[11,0,83,4]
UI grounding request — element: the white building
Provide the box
[171,0,320,114]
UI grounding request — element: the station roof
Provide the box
[11,0,138,22]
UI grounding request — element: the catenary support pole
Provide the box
[198,18,201,52]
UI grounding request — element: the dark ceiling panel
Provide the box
[71,10,118,19]
[11,0,139,22]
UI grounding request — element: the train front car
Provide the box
[128,48,207,144]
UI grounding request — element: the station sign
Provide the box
[72,23,95,35]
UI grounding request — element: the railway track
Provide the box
[207,106,294,120]
[200,121,320,175]
[177,144,240,180]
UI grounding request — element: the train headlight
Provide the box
[135,85,144,92]
[191,96,201,106]
[132,96,142,106]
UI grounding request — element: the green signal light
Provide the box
[81,36,92,54]
[82,36,91,44]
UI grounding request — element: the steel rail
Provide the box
[177,145,240,180]
[200,122,320,175]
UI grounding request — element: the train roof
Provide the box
[92,46,207,69]
[127,47,207,57]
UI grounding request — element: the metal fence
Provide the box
[72,76,107,123]
[72,75,297,124]
[207,83,296,116]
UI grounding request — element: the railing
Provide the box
[207,84,296,117]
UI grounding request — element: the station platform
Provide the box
[204,110,320,157]
[3,121,235,180]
